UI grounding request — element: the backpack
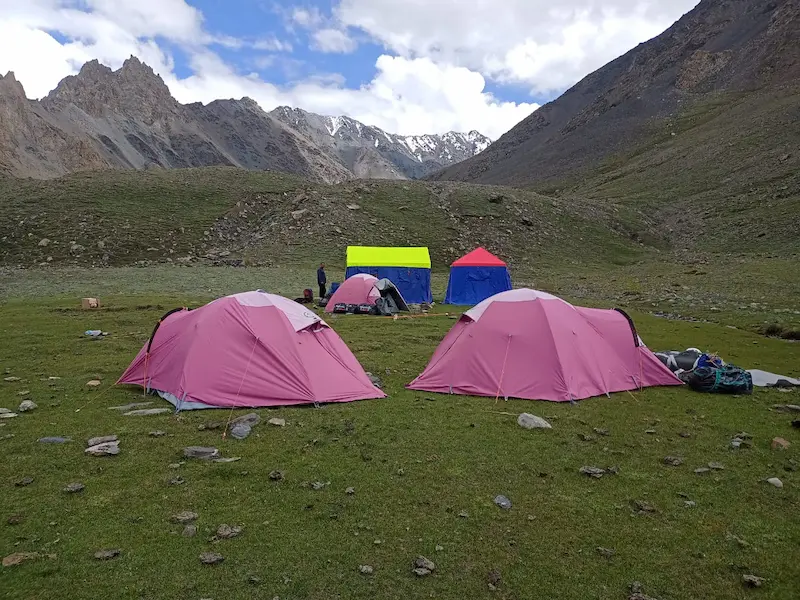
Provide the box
[680,364,753,395]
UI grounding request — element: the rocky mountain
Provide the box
[0,57,489,183]
[430,0,800,189]
[271,106,490,179]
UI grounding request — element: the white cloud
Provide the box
[312,28,358,54]
[290,7,324,29]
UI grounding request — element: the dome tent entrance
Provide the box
[325,274,409,315]
[345,246,432,304]
[408,289,682,402]
[444,247,512,305]
[117,291,385,409]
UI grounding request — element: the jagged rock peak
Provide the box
[0,71,26,98]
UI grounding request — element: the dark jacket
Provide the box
[317,268,326,285]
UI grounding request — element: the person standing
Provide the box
[317,263,327,299]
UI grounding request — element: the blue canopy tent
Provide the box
[444,247,512,305]
[345,246,432,304]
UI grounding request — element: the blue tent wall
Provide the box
[444,265,512,305]
[345,266,432,304]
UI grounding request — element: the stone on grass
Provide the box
[684,500,697,508]
[663,456,683,466]
[216,524,242,539]
[435,545,444,551]
[345,487,355,495]
[359,565,374,575]
[2,552,51,567]
[766,477,783,488]
[169,476,185,486]
[198,422,223,431]
[86,435,118,447]
[38,436,71,443]
[86,380,102,387]
[184,447,220,460]
[231,413,260,428]
[580,466,606,478]
[0,408,12,414]
[18,400,37,412]
[7,514,24,525]
[597,547,615,559]
[742,574,765,588]
[213,457,241,463]
[458,510,469,518]
[632,500,657,514]
[412,556,435,576]
[0,412,19,419]
[124,408,171,416]
[593,428,610,436]
[200,552,224,565]
[149,431,167,437]
[229,423,251,440]
[15,476,34,487]
[63,482,85,493]
[182,525,197,537]
[268,418,286,427]
[366,372,383,388]
[708,462,725,470]
[771,437,790,450]
[269,470,285,481]
[694,467,711,474]
[94,548,121,560]
[494,495,512,510]
[645,429,657,434]
[772,404,800,413]
[4,376,21,382]
[311,481,329,490]
[108,402,152,411]
[517,413,552,429]
[171,511,198,524]
[85,441,119,456]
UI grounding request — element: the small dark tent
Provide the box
[444,247,512,305]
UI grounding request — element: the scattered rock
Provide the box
[7,514,24,525]
[494,495,512,510]
[85,441,120,456]
[216,524,242,539]
[182,525,197,537]
[311,481,329,490]
[38,436,71,443]
[345,487,355,495]
[771,437,790,450]
[229,423,251,440]
[458,510,469,518]
[708,462,725,470]
[694,467,711,474]
[678,431,692,438]
[38,238,51,247]
[3,377,21,382]
[231,413,260,428]
[2,552,51,567]
[366,372,383,388]
[108,402,153,411]
[86,380,102,387]
[579,433,595,442]
[772,404,800,413]
[487,568,502,589]
[63,482,85,493]
[684,500,696,508]
[200,552,224,565]
[94,549,120,560]
[183,447,220,460]
[17,390,30,396]
[359,565,374,575]
[0,412,19,419]
[766,477,783,488]
[169,476,185,486]
[198,422,223,431]
[632,500,657,514]
[213,457,241,463]
[346,204,361,210]
[15,476,35,487]
[663,456,683,466]
[579,466,606,478]
[435,544,444,551]
[268,418,286,427]
[269,470,285,481]
[517,413,552,429]
[149,431,167,437]
[645,429,657,434]
[597,547,615,559]
[742,574,765,588]
[593,428,610,436]
[86,435,118,447]
[171,511,199,524]
[412,556,435,576]
[291,209,308,220]
[18,400,37,412]
[124,408,171,416]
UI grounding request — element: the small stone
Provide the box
[86,380,102,387]
[597,547,615,558]
[248,575,261,585]
[632,500,657,513]
[366,372,383,388]
[231,413,260,428]
[169,477,185,486]
[766,477,783,488]
[168,462,183,469]
[488,568,502,587]
[435,545,444,551]
[358,565,373,575]
[198,422,223,431]
[684,500,696,508]
[38,436,71,443]
[15,476,34,487]
[4,376,21,382]
[171,511,199,524]
[517,413,552,429]
[229,423,251,440]
[94,548,120,560]
[86,435,118,447]
[645,429,657,434]
[678,431,692,438]
[268,418,286,427]
[149,431,167,437]
[593,428,610,436]
[772,404,800,413]
[458,510,469,518]
[183,447,220,460]
[63,482,85,493]
[494,495,512,510]
[108,402,153,411]
[216,524,242,539]
[124,408,171,416]
[269,470,285,481]
[694,467,711,474]
[742,574,765,588]
[0,413,19,419]
[200,552,224,565]
[345,487,355,495]
[212,457,241,463]
[663,456,683,466]
[311,481,328,490]
[708,462,725,470]
[182,525,197,537]
[771,437,790,450]
[579,433,595,442]
[7,514,24,525]
[85,441,120,456]
[2,552,45,567]
[412,556,435,576]
[580,466,606,478]
[18,400,37,412]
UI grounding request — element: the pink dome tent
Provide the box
[118,291,385,410]
[325,273,381,312]
[407,289,682,402]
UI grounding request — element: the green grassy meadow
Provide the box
[1,266,798,600]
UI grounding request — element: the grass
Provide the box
[1,267,799,600]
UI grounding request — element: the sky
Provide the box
[0,0,701,140]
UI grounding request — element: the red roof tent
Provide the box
[451,247,507,267]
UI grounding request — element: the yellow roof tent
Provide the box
[346,246,431,269]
